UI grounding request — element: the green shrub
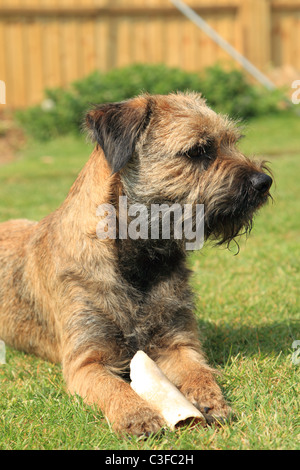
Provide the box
[198,65,282,118]
[16,64,283,141]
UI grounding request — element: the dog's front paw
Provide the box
[180,373,232,426]
[198,400,232,426]
[111,405,164,436]
[185,389,231,425]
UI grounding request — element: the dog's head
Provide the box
[86,93,272,246]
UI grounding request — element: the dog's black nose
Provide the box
[250,173,272,193]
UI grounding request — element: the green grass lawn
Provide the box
[0,113,299,450]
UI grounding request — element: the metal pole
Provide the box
[170,0,276,91]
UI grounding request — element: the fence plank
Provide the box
[43,18,61,90]
[5,19,27,107]
[25,19,44,105]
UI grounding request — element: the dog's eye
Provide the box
[180,142,215,162]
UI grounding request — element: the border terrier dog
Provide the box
[0,93,272,435]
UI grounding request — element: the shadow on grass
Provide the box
[197,319,299,366]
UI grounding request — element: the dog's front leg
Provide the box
[62,346,163,435]
[155,343,231,424]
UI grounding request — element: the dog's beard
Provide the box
[204,183,272,246]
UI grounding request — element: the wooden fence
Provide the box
[0,0,300,108]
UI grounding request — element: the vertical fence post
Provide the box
[239,0,272,71]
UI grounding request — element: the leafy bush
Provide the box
[198,65,282,118]
[16,64,283,141]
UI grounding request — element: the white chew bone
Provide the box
[130,350,205,430]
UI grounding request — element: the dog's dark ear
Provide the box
[86,97,152,174]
